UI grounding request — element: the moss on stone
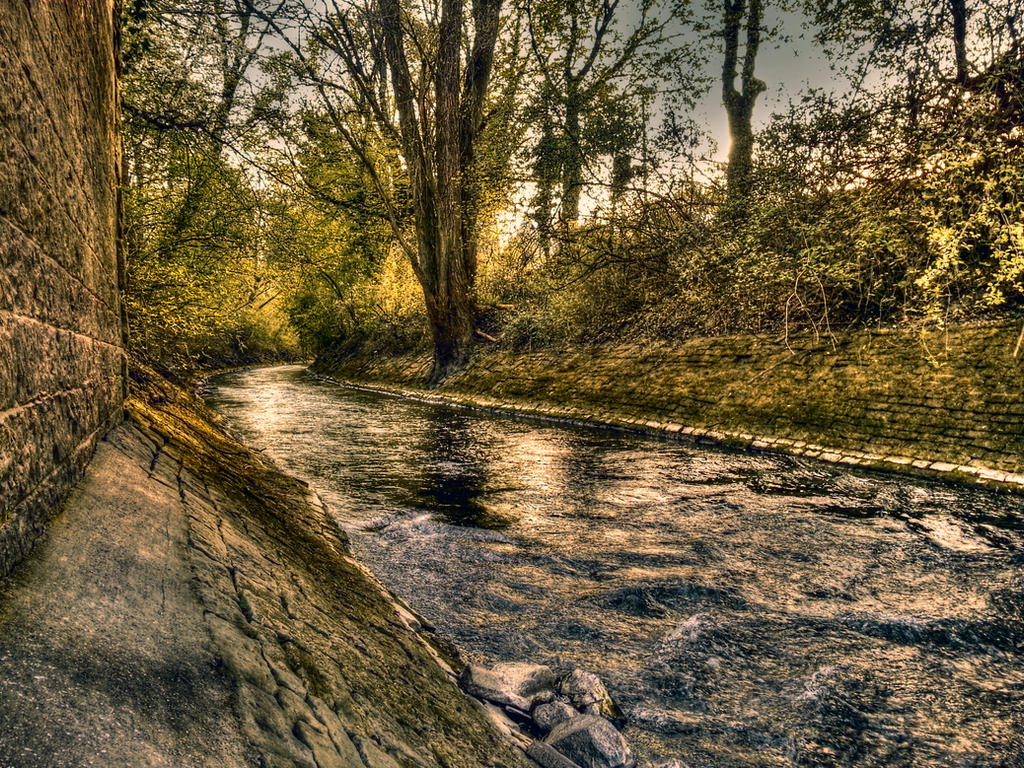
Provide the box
[315,321,1024,491]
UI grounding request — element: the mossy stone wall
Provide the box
[317,322,1024,490]
[0,0,123,577]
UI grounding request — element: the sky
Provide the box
[625,2,847,163]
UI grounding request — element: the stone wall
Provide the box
[316,321,1024,491]
[0,0,123,577]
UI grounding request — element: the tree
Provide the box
[121,0,284,154]
[721,0,765,209]
[119,0,299,369]
[251,0,505,383]
[384,0,504,382]
[523,0,676,227]
[949,0,968,84]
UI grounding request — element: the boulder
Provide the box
[491,661,559,703]
[527,739,584,768]
[653,761,688,768]
[532,700,577,733]
[559,669,624,723]
[532,688,556,705]
[458,665,531,711]
[545,715,635,768]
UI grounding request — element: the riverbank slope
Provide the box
[314,321,1024,491]
[0,366,531,768]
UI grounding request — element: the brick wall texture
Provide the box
[0,0,123,578]
[317,321,1024,490]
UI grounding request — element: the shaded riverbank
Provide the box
[207,364,1024,767]
[0,366,530,768]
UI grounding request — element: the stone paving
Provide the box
[0,376,532,768]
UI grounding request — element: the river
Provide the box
[204,364,1024,767]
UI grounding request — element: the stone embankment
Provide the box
[0,0,124,579]
[0,368,532,768]
[314,321,1024,492]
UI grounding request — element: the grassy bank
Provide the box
[314,320,1024,492]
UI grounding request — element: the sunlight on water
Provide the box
[206,365,1024,767]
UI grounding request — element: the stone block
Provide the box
[0,0,122,579]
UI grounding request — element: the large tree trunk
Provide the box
[423,260,477,383]
[379,0,502,385]
[721,0,765,212]
[426,0,473,384]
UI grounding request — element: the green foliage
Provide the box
[284,242,428,357]
[467,54,1024,347]
[118,0,1024,372]
[915,83,1024,313]
[120,0,303,372]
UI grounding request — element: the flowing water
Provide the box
[204,365,1024,767]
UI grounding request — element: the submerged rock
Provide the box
[532,700,577,733]
[559,669,624,723]
[458,664,531,711]
[545,715,634,768]
[595,586,667,617]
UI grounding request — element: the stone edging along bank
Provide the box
[313,320,1024,493]
[126,365,534,768]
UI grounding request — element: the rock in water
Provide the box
[458,665,531,711]
[532,700,577,733]
[527,739,584,768]
[545,715,635,768]
[492,661,559,701]
[559,669,624,723]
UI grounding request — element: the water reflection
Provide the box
[205,366,1024,767]
[412,411,511,529]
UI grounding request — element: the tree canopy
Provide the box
[120,0,1024,377]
